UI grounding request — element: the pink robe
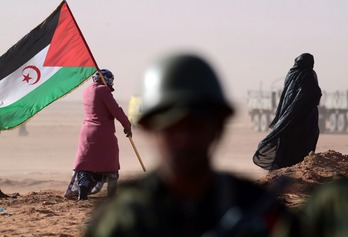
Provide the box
[73,82,131,172]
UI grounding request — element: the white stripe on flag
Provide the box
[0,45,61,108]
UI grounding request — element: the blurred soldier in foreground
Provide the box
[301,178,348,236]
[85,54,301,237]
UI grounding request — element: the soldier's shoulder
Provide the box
[116,172,161,198]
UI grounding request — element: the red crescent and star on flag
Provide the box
[22,65,41,85]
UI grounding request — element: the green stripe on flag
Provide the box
[0,67,96,130]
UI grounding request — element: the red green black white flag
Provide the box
[0,1,97,130]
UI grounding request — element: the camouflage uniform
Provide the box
[302,178,348,237]
[85,171,301,237]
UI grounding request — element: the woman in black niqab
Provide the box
[253,53,322,170]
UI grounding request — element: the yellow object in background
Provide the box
[128,95,143,126]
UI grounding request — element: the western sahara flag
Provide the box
[0,1,97,130]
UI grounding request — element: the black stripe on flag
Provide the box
[0,1,65,80]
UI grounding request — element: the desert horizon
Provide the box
[1,98,347,194]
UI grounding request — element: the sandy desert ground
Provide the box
[1,99,348,236]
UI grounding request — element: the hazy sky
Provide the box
[1,0,348,103]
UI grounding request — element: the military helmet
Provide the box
[138,54,234,128]
[92,69,114,87]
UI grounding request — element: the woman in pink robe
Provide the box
[68,69,132,201]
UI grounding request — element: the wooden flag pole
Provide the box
[128,136,146,172]
[97,69,108,86]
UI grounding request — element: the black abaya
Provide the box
[253,53,322,170]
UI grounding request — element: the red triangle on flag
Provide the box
[44,3,95,67]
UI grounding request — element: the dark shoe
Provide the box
[107,179,118,197]
[78,186,88,201]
